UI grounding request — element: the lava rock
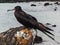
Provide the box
[54,2,60,5]
[0,26,43,45]
[0,26,31,45]
[52,25,56,27]
[31,4,36,6]
[54,7,57,11]
[44,3,52,6]
[46,23,51,25]
[34,36,43,43]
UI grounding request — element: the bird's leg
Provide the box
[35,29,38,36]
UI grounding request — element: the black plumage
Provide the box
[8,6,55,41]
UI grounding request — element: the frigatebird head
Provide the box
[7,6,22,12]
[14,6,22,11]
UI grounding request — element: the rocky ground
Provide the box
[0,26,27,45]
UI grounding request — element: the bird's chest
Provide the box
[15,16,25,23]
[15,16,32,28]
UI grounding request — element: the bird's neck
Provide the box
[15,10,22,12]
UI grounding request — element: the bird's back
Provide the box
[14,11,39,29]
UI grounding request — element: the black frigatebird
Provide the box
[7,6,55,41]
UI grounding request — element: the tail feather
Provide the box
[38,23,54,36]
[43,29,54,36]
[38,26,60,44]
[36,23,55,40]
[38,27,54,36]
[45,27,54,31]
[37,27,55,41]
[43,31,55,41]
[39,23,54,31]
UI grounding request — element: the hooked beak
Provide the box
[7,9,15,12]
